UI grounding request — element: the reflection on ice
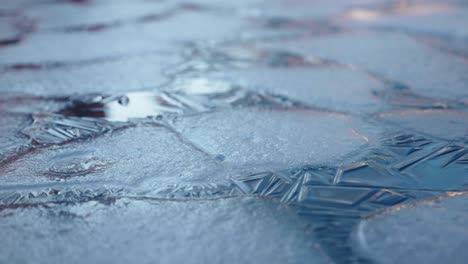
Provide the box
[344,1,455,22]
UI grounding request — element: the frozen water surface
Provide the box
[0,17,20,44]
[345,2,468,38]
[0,31,172,65]
[0,125,240,190]
[378,110,468,140]
[172,109,383,170]
[0,0,467,263]
[0,197,331,264]
[262,31,468,101]
[211,67,388,113]
[0,53,178,95]
[356,193,468,264]
[0,113,30,160]
[21,1,176,31]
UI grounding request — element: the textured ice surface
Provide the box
[22,1,176,30]
[0,30,173,65]
[172,109,382,171]
[264,32,468,101]
[0,113,30,159]
[211,67,387,113]
[379,110,468,140]
[0,54,177,95]
[0,13,243,65]
[0,197,331,264]
[356,193,468,264]
[0,125,239,191]
[1,0,468,263]
[111,12,244,42]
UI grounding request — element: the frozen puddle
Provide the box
[1,88,466,263]
[1,0,467,263]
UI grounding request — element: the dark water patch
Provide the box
[0,37,21,47]
[64,23,116,33]
[57,0,90,5]
[59,88,310,122]
[0,15,35,48]
[2,63,43,71]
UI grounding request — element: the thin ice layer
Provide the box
[250,0,356,20]
[350,7,468,38]
[0,29,173,65]
[172,109,382,171]
[0,113,30,159]
[211,67,387,113]
[0,124,240,190]
[0,53,177,95]
[0,12,242,65]
[378,110,468,140]
[356,193,468,264]
[0,197,331,264]
[265,31,468,100]
[0,17,20,43]
[22,1,175,30]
